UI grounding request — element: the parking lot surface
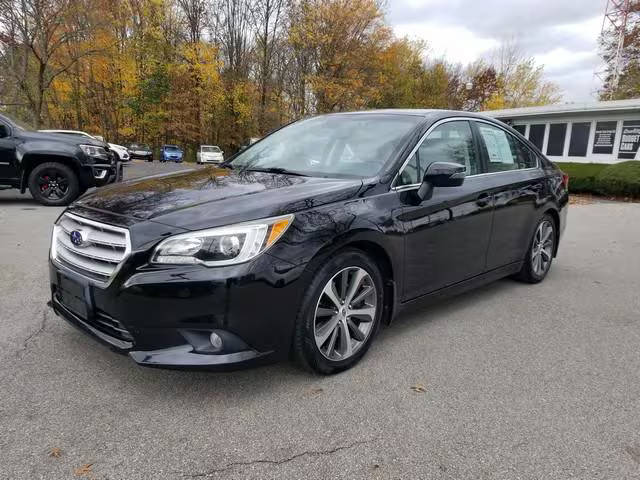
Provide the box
[1,162,639,479]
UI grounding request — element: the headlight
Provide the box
[80,144,110,162]
[151,214,294,266]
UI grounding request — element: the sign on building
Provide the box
[593,121,617,155]
[618,120,640,159]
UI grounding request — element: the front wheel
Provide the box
[293,249,384,374]
[514,214,556,283]
[28,162,80,206]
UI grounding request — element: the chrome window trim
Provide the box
[51,212,132,289]
[391,116,540,191]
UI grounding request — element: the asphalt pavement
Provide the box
[1,162,639,479]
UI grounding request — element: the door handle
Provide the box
[476,193,491,207]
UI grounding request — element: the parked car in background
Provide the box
[197,145,224,164]
[1,114,120,206]
[39,129,130,162]
[48,110,568,372]
[128,143,153,162]
[160,144,183,162]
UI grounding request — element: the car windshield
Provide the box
[131,144,150,150]
[165,146,180,152]
[230,114,422,178]
[202,146,221,152]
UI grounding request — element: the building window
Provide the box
[618,120,640,159]
[528,124,546,150]
[512,125,526,136]
[546,123,567,156]
[592,121,617,154]
[568,122,591,157]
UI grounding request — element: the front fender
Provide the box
[17,141,83,165]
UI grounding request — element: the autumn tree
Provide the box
[289,0,392,112]
[0,0,101,127]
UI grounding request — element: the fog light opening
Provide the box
[209,332,223,352]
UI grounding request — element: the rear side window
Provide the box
[476,123,537,172]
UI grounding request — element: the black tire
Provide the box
[293,249,384,375]
[514,213,556,284]
[28,162,80,206]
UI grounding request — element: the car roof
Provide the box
[329,109,499,121]
[40,129,93,137]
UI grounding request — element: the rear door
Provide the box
[396,119,495,301]
[472,120,547,270]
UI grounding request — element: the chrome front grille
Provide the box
[52,213,131,285]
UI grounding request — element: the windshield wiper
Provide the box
[241,167,309,177]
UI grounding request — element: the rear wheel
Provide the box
[293,249,384,374]
[28,162,80,206]
[514,214,556,283]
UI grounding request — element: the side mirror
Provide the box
[416,161,466,200]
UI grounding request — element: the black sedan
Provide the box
[48,110,568,374]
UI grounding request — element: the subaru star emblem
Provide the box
[70,230,84,247]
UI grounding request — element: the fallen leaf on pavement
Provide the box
[49,447,62,458]
[410,384,427,393]
[73,464,93,477]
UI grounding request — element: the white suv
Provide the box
[197,145,224,164]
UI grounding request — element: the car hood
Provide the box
[74,167,363,230]
[20,130,105,147]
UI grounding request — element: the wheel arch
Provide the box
[302,230,400,325]
[20,154,82,193]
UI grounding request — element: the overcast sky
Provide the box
[387,0,607,103]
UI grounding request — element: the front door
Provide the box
[396,119,494,301]
[0,122,18,181]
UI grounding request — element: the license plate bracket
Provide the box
[57,274,88,319]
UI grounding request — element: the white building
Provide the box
[484,99,640,164]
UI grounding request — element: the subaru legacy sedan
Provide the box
[48,110,568,374]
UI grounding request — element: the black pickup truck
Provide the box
[0,113,120,206]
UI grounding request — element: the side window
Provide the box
[417,121,478,176]
[477,123,537,172]
[0,123,9,139]
[396,120,479,186]
[398,152,419,186]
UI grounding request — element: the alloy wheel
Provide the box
[313,266,377,361]
[531,220,554,276]
[37,169,69,200]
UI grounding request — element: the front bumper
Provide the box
[48,251,308,370]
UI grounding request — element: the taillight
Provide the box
[561,171,569,190]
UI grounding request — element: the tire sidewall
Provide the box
[296,249,384,374]
[528,214,556,282]
[28,162,80,206]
